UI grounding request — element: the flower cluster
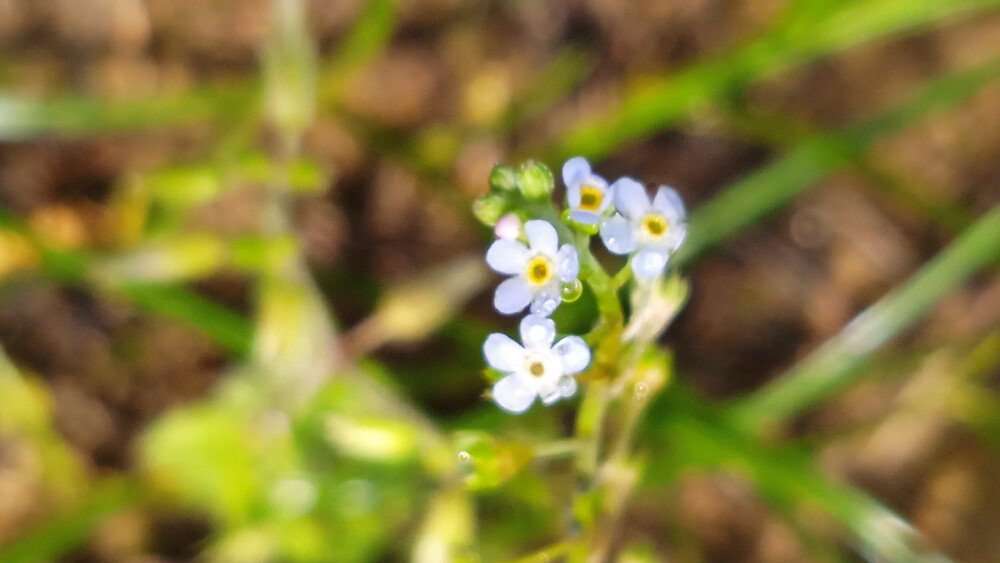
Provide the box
[477,157,687,414]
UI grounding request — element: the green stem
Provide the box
[608,262,633,293]
[532,439,580,459]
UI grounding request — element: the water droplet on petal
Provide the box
[557,377,577,397]
[530,296,559,316]
[560,280,583,302]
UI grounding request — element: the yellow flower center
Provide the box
[578,185,603,212]
[528,361,546,377]
[642,214,668,237]
[525,256,553,286]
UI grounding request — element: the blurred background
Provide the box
[1,0,999,561]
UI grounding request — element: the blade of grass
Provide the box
[550,0,1000,160]
[0,205,252,357]
[728,202,1000,430]
[673,55,1000,269]
[320,0,397,102]
[0,84,258,141]
[0,479,136,563]
[650,387,946,562]
[708,107,975,233]
[117,282,253,357]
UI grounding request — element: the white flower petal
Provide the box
[600,214,636,255]
[566,182,582,208]
[492,374,536,414]
[569,209,600,226]
[556,244,579,281]
[666,220,687,251]
[524,220,559,256]
[540,387,562,405]
[562,156,591,187]
[485,239,529,275]
[632,247,668,278]
[483,333,523,372]
[554,336,590,375]
[558,376,578,398]
[519,314,556,349]
[529,284,562,317]
[652,185,686,220]
[494,277,533,315]
[611,177,649,219]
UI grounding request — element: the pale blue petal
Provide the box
[529,284,561,317]
[567,182,582,208]
[600,214,636,255]
[631,247,668,278]
[570,210,601,226]
[519,314,556,349]
[556,244,579,281]
[483,333,523,372]
[611,177,649,219]
[562,156,591,187]
[558,376,578,398]
[554,336,590,375]
[492,374,536,414]
[494,277,533,315]
[524,220,559,256]
[485,239,529,275]
[652,185,686,220]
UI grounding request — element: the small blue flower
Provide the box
[600,179,687,278]
[486,220,579,316]
[484,314,591,414]
[563,156,613,226]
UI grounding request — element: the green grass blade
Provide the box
[0,479,136,563]
[117,282,253,357]
[320,0,397,102]
[729,202,1000,429]
[551,0,1000,160]
[0,84,258,141]
[0,204,252,356]
[653,391,946,562]
[330,0,396,73]
[712,108,975,233]
[673,56,1000,269]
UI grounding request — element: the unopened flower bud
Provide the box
[493,213,521,240]
[473,193,507,226]
[517,160,554,201]
[488,164,519,192]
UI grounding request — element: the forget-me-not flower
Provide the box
[484,314,591,414]
[486,219,579,316]
[600,179,687,278]
[562,156,613,226]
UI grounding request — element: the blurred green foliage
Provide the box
[0,0,999,561]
